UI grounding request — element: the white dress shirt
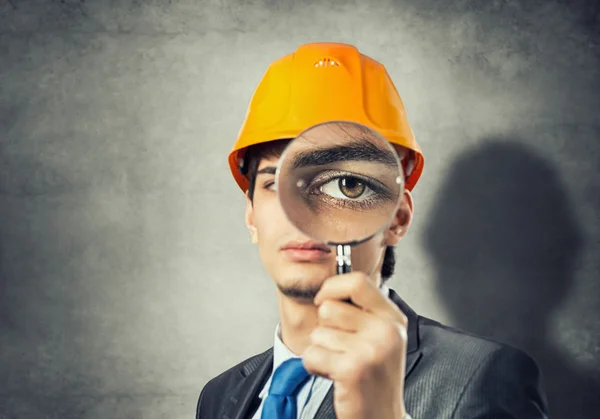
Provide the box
[251,284,391,419]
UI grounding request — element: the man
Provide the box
[196,42,549,419]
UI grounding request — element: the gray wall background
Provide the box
[1,0,599,418]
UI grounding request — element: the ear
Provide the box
[384,189,414,246]
[245,191,259,244]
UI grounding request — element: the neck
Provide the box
[276,291,319,355]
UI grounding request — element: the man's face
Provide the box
[245,127,413,302]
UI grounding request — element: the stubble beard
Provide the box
[276,277,323,304]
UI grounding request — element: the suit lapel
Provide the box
[313,288,423,419]
[314,386,336,419]
[388,288,422,378]
[221,348,273,419]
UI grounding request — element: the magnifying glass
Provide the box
[275,120,405,277]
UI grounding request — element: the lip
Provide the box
[281,241,332,252]
[281,240,332,262]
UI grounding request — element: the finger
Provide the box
[360,315,409,352]
[317,299,369,332]
[302,344,353,381]
[316,302,409,357]
[315,272,399,319]
[310,326,367,353]
[319,303,404,345]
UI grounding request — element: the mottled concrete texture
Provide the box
[0,0,598,418]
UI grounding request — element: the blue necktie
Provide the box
[261,358,311,419]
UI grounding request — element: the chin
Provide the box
[273,263,334,302]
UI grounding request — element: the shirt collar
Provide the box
[273,322,300,371]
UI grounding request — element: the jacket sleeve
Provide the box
[196,384,207,419]
[450,346,549,418]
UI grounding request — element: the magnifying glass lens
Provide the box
[277,121,405,246]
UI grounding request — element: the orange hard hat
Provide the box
[229,42,424,192]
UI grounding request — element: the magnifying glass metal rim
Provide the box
[274,119,406,246]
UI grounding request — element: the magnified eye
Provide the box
[320,176,376,200]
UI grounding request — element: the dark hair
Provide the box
[244,140,396,283]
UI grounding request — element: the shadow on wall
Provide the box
[421,139,599,419]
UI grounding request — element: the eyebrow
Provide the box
[291,140,398,170]
[256,166,277,175]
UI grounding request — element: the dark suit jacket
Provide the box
[196,289,549,418]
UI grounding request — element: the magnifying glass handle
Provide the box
[336,244,352,275]
[336,245,355,305]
